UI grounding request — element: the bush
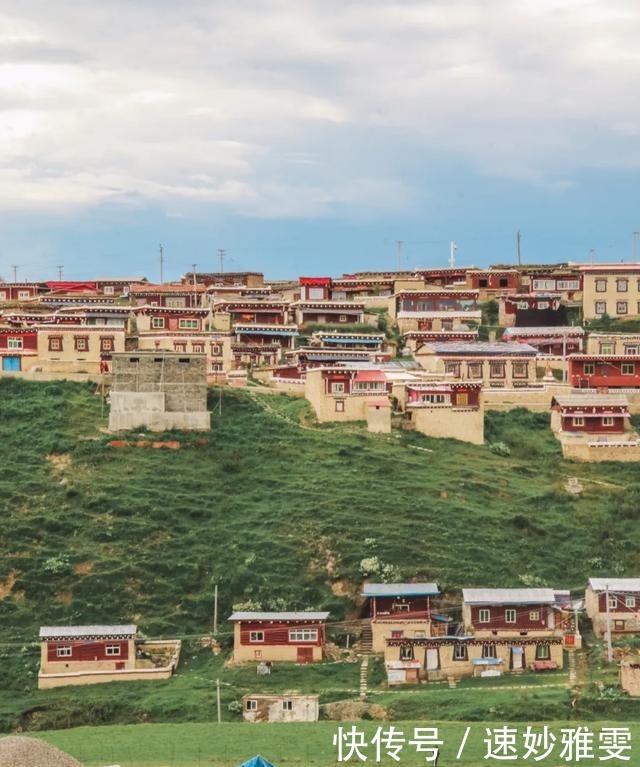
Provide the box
[489,442,511,457]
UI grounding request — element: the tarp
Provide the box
[238,757,279,767]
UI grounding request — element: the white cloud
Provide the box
[1,0,639,216]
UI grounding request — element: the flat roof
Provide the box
[422,342,537,356]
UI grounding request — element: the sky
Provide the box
[1,0,640,280]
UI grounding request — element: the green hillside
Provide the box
[1,378,640,732]
[1,377,639,641]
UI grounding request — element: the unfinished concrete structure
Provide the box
[242,694,319,722]
[108,351,211,431]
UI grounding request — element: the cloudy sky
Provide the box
[1,0,640,279]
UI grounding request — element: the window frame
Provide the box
[453,643,468,661]
[246,699,258,711]
[56,645,72,657]
[621,363,635,375]
[625,596,636,608]
[535,644,551,660]
[616,279,629,293]
[7,337,23,350]
[616,301,628,315]
[505,608,517,623]
[48,335,63,352]
[151,317,165,329]
[481,643,497,659]
[595,279,608,293]
[479,608,491,623]
[288,628,318,643]
[249,631,264,643]
[583,363,595,375]
[105,644,121,656]
[595,301,607,315]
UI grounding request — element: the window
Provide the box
[603,417,615,426]
[617,279,628,292]
[192,343,204,353]
[399,644,415,661]
[166,297,186,308]
[479,609,491,623]
[179,319,199,329]
[444,361,461,377]
[467,362,483,379]
[7,337,23,349]
[453,643,468,661]
[105,644,121,656]
[608,596,617,610]
[621,363,635,375]
[420,393,448,405]
[103,285,115,295]
[100,336,114,352]
[174,343,187,353]
[505,609,517,623]
[499,278,509,288]
[583,363,595,375]
[282,700,293,711]
[617,301,628,315]
[512,362,528,379]
[535,644,550,660]
[0,291,6,300]
[338,314,347,322]
[557,279,580,291]
[529,611,540,621]
[489,361,505,379]
[624,345,638,355]
[625,596,636,608]
[18,290,30,300]
[391,630,404,639]
[288,628,318,642]
[481,643,497,659]
[246,699,258,711]
[595,279,607,293]
[151,317,165,329]
[74,336,89,352]
[56,646,72,657]
[331,382,345,394]
[48,336,63,352]
[253,650,262,659]
[599,343,614,354]
[572,417,585,427]
[595,301,607,315]
[414,630,426,639]
[211,344,222,355]
[479,278,488,288]
[249,631,264,642]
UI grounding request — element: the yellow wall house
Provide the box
[580,264,640,321]
[228,611,330,664]
[304,366,392,432]
[585,333,640,355]
[36,326,126,374]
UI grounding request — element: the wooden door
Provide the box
[297,647,313,664]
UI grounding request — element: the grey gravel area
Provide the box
[0,736,84,767]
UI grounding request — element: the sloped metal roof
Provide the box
[462,588,556,605]
[228,612,330,621]
[588,578,640,592]
[39,624,137,639]
[362,583,440,597]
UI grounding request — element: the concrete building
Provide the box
[228,612,330,664]
[620,659,640,696]
[108,351,211,431]
[242,694,319,722]
[405,381,484,444]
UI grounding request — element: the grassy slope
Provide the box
[1,379,640,730]
[33,720,640,767]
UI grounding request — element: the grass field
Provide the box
[32,719,640,767]
[1,378,640,731]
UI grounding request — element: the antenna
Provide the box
[11,265,18,283]
[589,248,596,263]
[516,230,522,266]
[192,263,198,299]
[217,249,226,273]
[56,265,64,280]
[395,240,403,271]
[159,244,164,284]
[449,241,457,268]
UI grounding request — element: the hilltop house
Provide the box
[391,290,480,333]
[404,381,484,444]
[569,354,640,389]
[228,611,330,664]
[585,578,640,638]
[242,694,319,723]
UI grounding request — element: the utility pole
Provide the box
[56,265,64,280]
[11,265,17,283]
[589,248,596,263]
[605,583,613,663]
[562,330,567,383]
[516,230,522,266]
[633,232,640,262]
[213,583,218,634]
[449,241,457,268]
[218,249,226,273]
[395,240,403,271]
[216,678,222,723]
[159,244,165,284]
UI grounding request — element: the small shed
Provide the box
[242,694,319,722]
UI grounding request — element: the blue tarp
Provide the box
[238,757,279,767]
